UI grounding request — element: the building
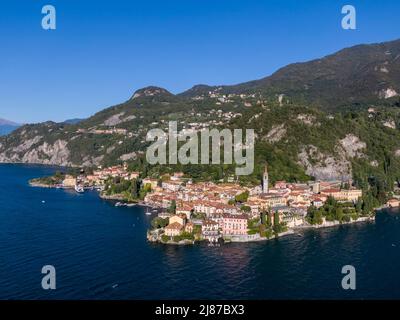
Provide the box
[164,222,183,237]
[311,198,324,208]
[258,193,288,209]
[142,178,158,190]
[274,181,287,189]
[263,164,269,193]
[185,222,194,233]
[321,188,362,202]
[309,181,321,193]
[162,180,182,192]
[281,212,304,228]
[387,198,400,208]
[222,214,248,236]
[176,204,193,220]
[246,201,261,217]
[202,220,220,242]
[169,214,186,226]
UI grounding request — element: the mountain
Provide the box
[130,86,175,100]
[0,118,21,136]
[62,118,85,125]
[2,38,400,185]
[181,39,400,110]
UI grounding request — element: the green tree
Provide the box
[235,191,249,203]
[261,211,266,225]
[168,200,177,214]
[266,212,272,227]
[151,217,168,229]
[335,207,344,222]
[273,211,280,227]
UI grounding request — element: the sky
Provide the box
[0,0,400,124]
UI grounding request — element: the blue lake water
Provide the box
[0,164,400,300]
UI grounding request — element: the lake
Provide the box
[0,164,399,299]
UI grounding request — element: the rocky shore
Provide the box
[99,193,127,201]
[293,215,375,232]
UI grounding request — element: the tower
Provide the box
[263,164,269,193]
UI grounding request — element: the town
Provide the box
[30,162,383,245]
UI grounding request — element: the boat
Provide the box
[74,184,84,193]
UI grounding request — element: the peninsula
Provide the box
[29,163,383,245]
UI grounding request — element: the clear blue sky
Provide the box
[1,0,399,123]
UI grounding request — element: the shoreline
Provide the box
[29,182,56,188]
[147,212,377,246]
[27,175,382,246]
[294,215,375,231]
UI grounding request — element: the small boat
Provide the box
[145,207,152,216]
[74,184,84,193]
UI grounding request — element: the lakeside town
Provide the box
[28,162,396,245]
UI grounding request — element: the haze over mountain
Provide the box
[0,118,21,136]
[1,38,400,184]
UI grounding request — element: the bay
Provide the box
[0,164,399,300]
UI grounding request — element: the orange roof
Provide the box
[165,222,183,230]
[321,188,341,193]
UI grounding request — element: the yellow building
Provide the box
[261,195,287,209]
[142,178,158,190]
[321,189,362,202]
[169,214,186,226]
[164,222,183,237]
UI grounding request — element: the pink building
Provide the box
[222,214,248,236]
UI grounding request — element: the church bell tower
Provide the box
[263,164,269,193]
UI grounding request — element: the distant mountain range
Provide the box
[0,118,21,136]
[0,118,85,136]
[180,39,400,110]
[1,38,400,183]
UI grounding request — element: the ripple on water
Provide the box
[1,164,400,299]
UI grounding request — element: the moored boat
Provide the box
[145,207,152,215]
[74,184,84,193]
